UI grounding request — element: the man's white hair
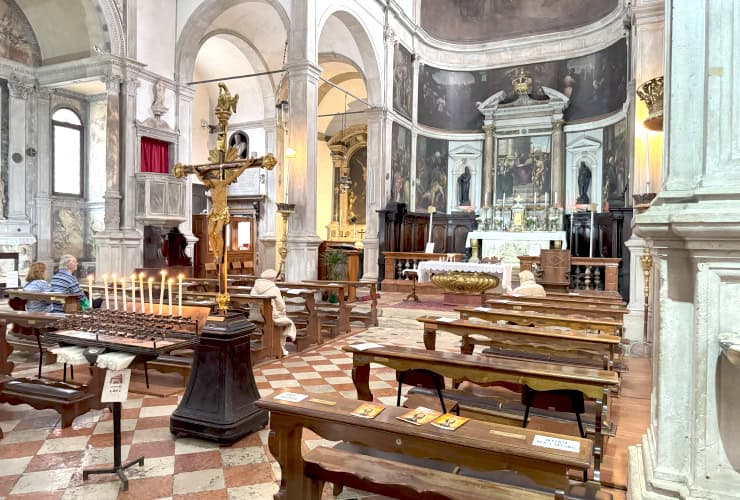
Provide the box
[59,254,76,270]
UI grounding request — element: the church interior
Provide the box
[0,0,737,499]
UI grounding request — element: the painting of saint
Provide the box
[415,135,449,213]
[393,43,414,120]
[495,135,551,203]
[602,119,628,208]
[228,131,249,159]
[390,123,412,205]
[347,147,367,224]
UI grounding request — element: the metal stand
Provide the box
[83,402,143,491]
[632,247,654,357]
[276,203,295,280]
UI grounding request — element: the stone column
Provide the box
[258,125,278,273]
[364,107,386,281]
[551,119,565,203]
[102,76,122,231]
[628,1,740,497]
[176,84,198,258]
[482,124,495,206]
[329,144,347,225]
[6,81,32,231]
[35,90,53,265]
[120,76,139,232]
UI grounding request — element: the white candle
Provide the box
[168,278,174,316]
[139,273,145,313]
[545,192,549,207]
[645,130,651,193]
[589,209,594,258]
[148,278,154,314]
[534,192,537,206]
[129,274,136,312]
[87,275,93,306]
[502,192,506,207]
[284,163,290,203]
[103,274,109,310]
[428,210,434,242]
[492,192,496,208]
[554,191,558,207]
[569,212,574,249]
[121,276,126,311]
[178,273,184,316]
[159,270,166,315]
[112,274,118,310]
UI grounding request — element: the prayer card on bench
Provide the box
[431,413,469,431]
[351,402,385,419]
[396,406,441,426]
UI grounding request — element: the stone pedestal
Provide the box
[170,312,267,444]
[623,236,653,352]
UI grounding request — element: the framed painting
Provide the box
[495,135,551,203]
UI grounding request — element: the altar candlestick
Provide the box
[121,276,126,311]
[129,274,135,311]
[645,130,651,193]
[159,270,166,315]
[534,192,537,206]
[168,278,174,316]
[545,192,549,207]
[589,209,595,258]
[178,274,184,316]
[148,278,154,314]
[502,192,506,207]
[427,206,436,243]
[112,274,118,310]
[87,275,93,306]
[554,191,558,207]
[569,212,574,250]
[139,273,145,312]
[103,274,109,310]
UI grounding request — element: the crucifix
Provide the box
[174,82,276,314]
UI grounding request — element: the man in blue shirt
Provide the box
[49,255,86,312]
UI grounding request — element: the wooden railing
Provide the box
[519,256,622,298]
[380,252,463,292]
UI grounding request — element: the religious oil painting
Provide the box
[495,135,551,203]
[415,135,449,213]
[347,146,367,224]
[393,43,414,120]
[418,38,627,131]
[419,0,617,44]
[390,122,412,205]
[602,119,629,208]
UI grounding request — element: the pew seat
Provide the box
[304,445,562,500]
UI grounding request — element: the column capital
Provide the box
[553,119,564,130]
[384,26,396,44]
[365,106,386,121]
[103,74,122,93]
[36,88,53,101]
[482,124,495,137]
[177,84,196,101]
[123,77,139,97]
[8,81,34,99]
[285,61,322,83]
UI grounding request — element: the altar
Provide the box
[465,231,567,264]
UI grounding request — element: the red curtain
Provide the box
[140,137,169,173]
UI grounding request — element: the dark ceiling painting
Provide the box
[0,0,41,66]
[393,43,414,120]
[418,38,627,131]
[420,0,618,44]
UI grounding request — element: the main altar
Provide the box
[465,230,567,264]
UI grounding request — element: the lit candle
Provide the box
[645,129,651,193]
[103,273,109,310]
[168,278,174,316]
[129,274,136,311]
[159,270,166,315]
[148,278,154,314]
[112,274,118,310]
[87,275,93,306]
[284,162,290,203]
[178,273,184,316]
[589,208,595,258]
[121,276,126,311]
[139,272,145,313]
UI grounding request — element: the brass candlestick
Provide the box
[277,202,295,280]
[638,247,654,356]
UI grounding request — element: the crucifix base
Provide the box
[170,311,267,444]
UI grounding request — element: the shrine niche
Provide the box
[327,125,367,242]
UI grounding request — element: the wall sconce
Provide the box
[637,76,664,132]
[276,100,289,125]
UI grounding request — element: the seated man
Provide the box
[505,270,546,297]
[49,255,88,312]
[250,269,296,355]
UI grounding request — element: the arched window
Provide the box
[52,108,83,196]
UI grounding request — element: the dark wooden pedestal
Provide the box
[443,292,485,306]
[170,311,268,444]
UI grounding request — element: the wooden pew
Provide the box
[303,279,379,328]
[540,292,626,306]
[343,344,618,481]
[257,391,595,497]
[6,289,80,313]
[416,315,621,371]
[456,306,623,337]
[0,318,106,428]
[487,293,627,309]
[485,298,628,323]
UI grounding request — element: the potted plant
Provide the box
[321,249,348,303]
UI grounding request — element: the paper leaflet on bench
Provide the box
[274,392,308,402]
[532,435,581,453]
[350,342,385,351]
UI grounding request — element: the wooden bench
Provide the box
[485,298,628,323]
[6,289,81,313]
[486,293,627,309]
[0,310,66,377]
[416,315,621,371]
[257,391,597,498]
[538,292,626,306]
[343,344,619,481]
[303,280,379,328]
[456,306,623,337]
[0,319,106,428]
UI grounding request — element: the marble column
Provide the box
[628,1,740,497]
[102,76,122,231]
[258,125,278,273]
[6,81,32,231]
[120,77,139,232]
[482,124,495,206]
[364,107,386,281]
[329,144,347,225]
[551,119,565,203]
[176,84,198,259]
[35,90,53,265]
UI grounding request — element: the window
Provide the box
[52,108,83,196]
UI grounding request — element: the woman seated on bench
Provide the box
[23,262,53,312]
[505,270,546,298]
[250,269,296,355]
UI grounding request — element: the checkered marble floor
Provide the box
[0,309,460,500]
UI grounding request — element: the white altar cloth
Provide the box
[416,261,511,290]
[464,231,567,264]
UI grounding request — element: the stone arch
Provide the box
[91,0,125,57]
[175,0,289,85]
[317,7,382,107]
